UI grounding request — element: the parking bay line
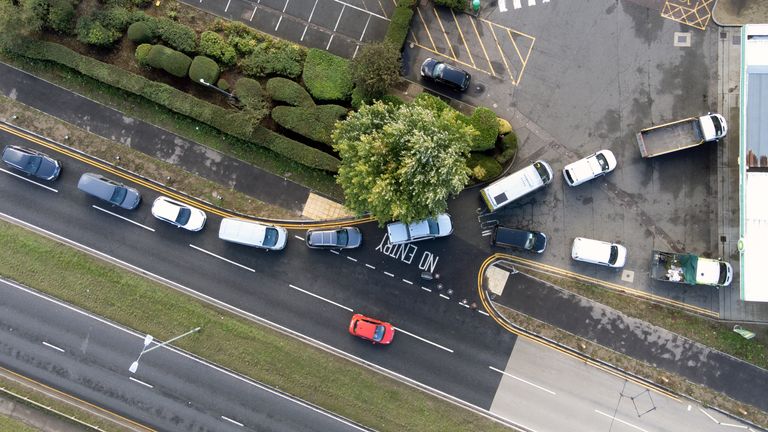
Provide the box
[92,205,155,232]
[594,410,648,432]
[288,284,353,312]
[0,168,58,192]
[394,327,453,353]
[488,366,556,395]
[188,244,256,272]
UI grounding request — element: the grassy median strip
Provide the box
[0,220,508,432]
[0,414,40,432]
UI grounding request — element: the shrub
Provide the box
[496,132,517,164]
[497,117,512,135]
[189,56,220,85]
[127,21,153,43]
[379,94,405,106]
[156,17,196,53]
[164,49,192,77]
[97,6,132,32]
[350,42,401,99]
[217,79,230,91]
[199,31,236,66]
[468,153,502,181]
[303,48,353,102]
[413,92,451,114]
[234,78,266,112]
[48,0,76,34]
[241,42,304,78]
[271,104,346,146]
[76,16,122,47]
[468,107,499,151]
[385,6,414,50]
[146,44,172,69]
[266,77,314,107]
[135,43,152,67]
[433,0,464,10]
[350,86,367,110]
[132,0,152,6]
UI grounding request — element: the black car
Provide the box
[420,58,471,91]
[2,145,61,180]
[491,226,547,254]
[306,227,362,249]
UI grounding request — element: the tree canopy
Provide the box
[332,99,475,225]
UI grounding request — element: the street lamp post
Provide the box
[198,78,238,103]
[129,327,201,373]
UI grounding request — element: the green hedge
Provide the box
[76,16,122,47]
[271,104,346,146]
[303,48,353,102]
[234,78,267,112]
[496,132,517,164]
[189,56,220,85]
[18,41,339,172]
[135,43,152,67]
[433,0,464,10]
[467,153,502,181]
[199,31,236,66]
[385,6,414,50]
[156,17,197,54]
[266,77,314,107]
[241,42,304,79]
[48,0,76,34]
[145,44,191,77]
[127,21,153,43]
[468,107,499,151]
[413,92,451,113]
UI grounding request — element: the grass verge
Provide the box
[0,413,41,432]
[0,220,508,432]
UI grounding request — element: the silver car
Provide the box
[2,145,61,181]
[77,173,141,210]
[305,227,362,249]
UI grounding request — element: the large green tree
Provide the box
[349,42,401,99]
[0,0,37,52]
[332,99,475,225]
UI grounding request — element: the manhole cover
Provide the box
[621,270,635,283]
[674,32,691,47]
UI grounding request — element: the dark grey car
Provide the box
[2,145,61,181]
[77,172,141,210]
[491,226,547,254]
[420,58,471,91]
[305,227,362,249]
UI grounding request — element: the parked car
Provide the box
[219,217,287,250]
[386,213,453,245]
[562,149,617,187]
[480,160,553,212]
[491,226,547,253]
[420,58,471,91]
[77,172,141,210]
[151,196,206,231]
[306,227,362,249]
[2,145,61,181]
[348,314,395,345]
[571,237,627,268]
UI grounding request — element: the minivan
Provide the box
[480,161,553,212]
[218,217,287,250]
[77,173,141,210]
[491,226,547,253]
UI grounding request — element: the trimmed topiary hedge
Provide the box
[496,132,517,164]
[135,43,152,67]
[303,49,353,102]
[17,41,339,171]
[199,31,236,66]
[145,44,191,77]
[241,42,304,79]
[155,17,197,54]
[234,78,267,112]
[189,55,220,85]
[127,21,153,43]
[468,153,503,181]
[433,0,464,10]
[468,107,499,151]
[266,77,314,107]
[271,104,347,146]
[385,4,414,50]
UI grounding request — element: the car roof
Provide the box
[78,173,118,199]
[309,230,338,245]
[152,197,182,221]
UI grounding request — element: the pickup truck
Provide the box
[650,250,733,287]
[636,113,727,158]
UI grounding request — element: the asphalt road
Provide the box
[0,277,367,432]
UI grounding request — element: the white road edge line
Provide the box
[0,168,58,192]
[699,407,720,423]
[383,271,394,277]
[288,284,353,312]
[221,415,244,427]
[365,264,375,269]
[420,286,432,292]
[402,279,413,285]
[394,327,453,353]
[42,341,65,353]
[92,206,155,232]
[478,310,490,316]
[188,244,255,272]
[594,409,648,432]
[346,256,357,262]
[0,213,525,432]
[129,376,154,388]
[224,0,231,11]
[488,366,556,395]
[275,15,283,31]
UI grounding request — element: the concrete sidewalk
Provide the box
[488,266,768,413]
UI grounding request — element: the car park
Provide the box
[2,145,61,181]
[386,213,453,245]
[77,172,141,210]
[480,160,553,212]
[151,196,206,231]
[348,314,395,344]
[491,226,547,253]
[305,227,362,249]
[219,217,287,250]
[420,58,471,91]
[571,237,627,268]
[562,149,617,187]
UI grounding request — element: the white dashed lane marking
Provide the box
[288,284,353,312]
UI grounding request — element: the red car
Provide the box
[348,314,395,344]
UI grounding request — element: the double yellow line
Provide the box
[476,254,681,401]
[0,122,373,229]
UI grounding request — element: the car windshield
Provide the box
[25,155,42,173]
[718,263,728,285]
[175,207,191,225]
[263,228,278,247]
[711,115,723,136]
[373,325,386,342]
[595,154,609,171]
[433,63,445,77]
[427,219,440,235]
[609,245,618,265]
[110,187,127,205]
[524,234,535,250]
[336,230,348,246]
[534,162,551,183]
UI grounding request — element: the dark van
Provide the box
[491,226,547,254]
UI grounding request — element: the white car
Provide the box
[571,237,627,268]
[151,196,207,231]
[562,150,617,187]
[386,213,453,245]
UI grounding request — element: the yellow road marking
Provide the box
[409,43,493,76]
[0,123,373,229]
[468,17,495,77]
[451,10,476,68]
[506,28,535,85]
[432,7,458,61]
[485,20,514,83]
[416,7,437,52]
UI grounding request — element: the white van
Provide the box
[218,218,287,250]
[571,237,627,268]
[480,160,553,212]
